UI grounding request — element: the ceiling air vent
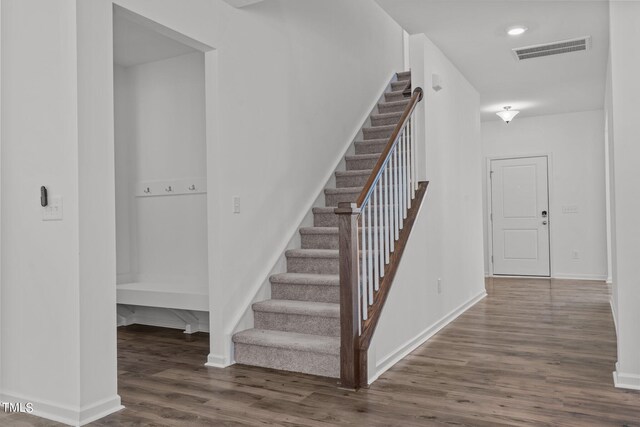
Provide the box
[513,36,591,61]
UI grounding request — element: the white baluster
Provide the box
[412,114,417,192]
[406,121,412,209]
[372,186,379,292]
[378,176,385,278]
[404,126,410,215]
[399,133,405,226]
[367,202,373,305]
[394,144,400,240]
[356,230,363,330]
[385,165,393,257]
[361,212,367,321]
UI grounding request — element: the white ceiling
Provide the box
[113,12,198,67]
[376,0,609,121]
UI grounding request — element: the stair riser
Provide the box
[384,91,407,103]
[379,102,409,114]
[391,81,409,91]
[325,191,359,206]
[336,173,371,188]
[234,343,339,378]
[314,211,338,227]
[371,115,401,127]
[397,72,411,82]
[346,156,380,171]
[255,311,340,337]
[326,188,399,205]
[271,283,339,304]
[301,232,384,250]
[363,126,394,140]
[287,256,339,275]
[301,233,338,250]
[355,141,386,155]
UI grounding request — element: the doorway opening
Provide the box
[488,155,551,277]
[113,6,212,334]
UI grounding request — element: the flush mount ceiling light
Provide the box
[496,106,520,124]
[507,26,528,36]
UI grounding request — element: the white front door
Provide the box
[490,156,550,276]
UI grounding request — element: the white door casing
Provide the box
[490,156,550,276]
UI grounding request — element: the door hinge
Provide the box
[490,213,493,221]
[491,255,494,263]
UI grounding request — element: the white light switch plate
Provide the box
[43,196,63,221]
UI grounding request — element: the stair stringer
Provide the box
[221,72,402,365]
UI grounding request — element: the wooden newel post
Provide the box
[335,202,361,389]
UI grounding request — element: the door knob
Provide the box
[541,210,548,217]
[542,221,548,225]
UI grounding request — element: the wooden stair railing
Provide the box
[335,87,428,389]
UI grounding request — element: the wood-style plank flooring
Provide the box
[3,278,640,426]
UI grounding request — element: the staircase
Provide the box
[232,71,412,378]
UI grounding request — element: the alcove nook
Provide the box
[113,7,210,333]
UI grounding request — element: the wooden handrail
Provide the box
[355,87,423,208]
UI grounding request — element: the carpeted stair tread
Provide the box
[253,299,339,318]
[286,248,339,258]
[232,329,339,355]
[335,169,374,178]
[324,186,365,195]
[299,227,339,235]
[371,111,403,122]
[270,272,339,286]
[313,207,337,214]
[345,153,382,162]
[391,80,410,91]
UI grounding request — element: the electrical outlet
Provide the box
[572,250,580,260]
[233,196,241,214]
[42,196,63,221]
[437,278,442,294]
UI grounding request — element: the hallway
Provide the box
[4,278,639,426]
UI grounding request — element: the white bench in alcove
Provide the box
[116,282,208,333]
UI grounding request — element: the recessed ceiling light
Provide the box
[507,26,528,36]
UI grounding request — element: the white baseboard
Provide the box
[205,353,232,368]
[369,290,487,384]
[552,273,608,281]
[609,296,618,336]
[613,363,640,390]
[0,391,123,426]
[78,396,124,426]
[488,274,607,281]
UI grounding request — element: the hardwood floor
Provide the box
[3,278,639,426]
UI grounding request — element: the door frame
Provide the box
[485,153,554,278]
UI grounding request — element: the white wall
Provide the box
[115,52,209,288]
[369,33,486,381]
[481,111,607,280]
[1,0,82,411]
[1,0,121,423]
[607,0,640,390]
